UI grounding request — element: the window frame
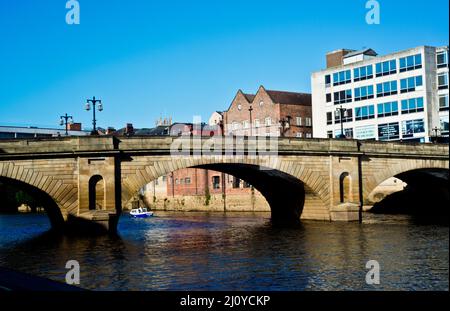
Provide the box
[401,97,425,114]
[399,54,423,72]
[377,101,399,118]
[375,59,397,77]
[354,85,374,101]
[355,105,375,121]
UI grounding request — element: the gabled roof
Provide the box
[343,48,378,59]
[243,93,256,102]
[265,89,311,106]
[224,86,311,113]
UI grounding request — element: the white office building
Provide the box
[311,45,449,142]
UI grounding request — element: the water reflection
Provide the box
[0,212,448,291]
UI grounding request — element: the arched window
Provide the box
[339,172,351,203]
[89,175,105,210]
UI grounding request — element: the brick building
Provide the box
[142,86,313,212]
[223,85,313,138]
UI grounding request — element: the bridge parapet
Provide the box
[0,136,447,158]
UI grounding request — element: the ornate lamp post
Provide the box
[335,105,347,139]
[431,126,441,143]
[248,105,253,136]
[59,113,73,136]
[279,116,292,137]
[85,96,103,135]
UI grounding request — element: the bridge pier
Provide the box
[330,203,360,222]
[65,211,120,234]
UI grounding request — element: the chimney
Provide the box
[68,123,82,131]
[106,127,116,135]
[125,123,134,137]
[326,49,355,68]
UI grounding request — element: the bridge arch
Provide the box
[363,159,449,200]
[0,161,77,224]
[121,156,331,223]
[0,176,65,229]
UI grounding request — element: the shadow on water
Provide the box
[0,227,138,290]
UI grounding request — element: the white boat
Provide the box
[130,207,154,218]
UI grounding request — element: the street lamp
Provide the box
[279,116,292,137]
[59,113,73,136]
[431,126,441,143]
[248,105,253,136]
[85,96,103,135]
[335,105,347,139]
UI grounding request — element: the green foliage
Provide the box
[16,191,36,207]
[204,188,211,206]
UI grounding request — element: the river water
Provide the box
[0,212,448,291]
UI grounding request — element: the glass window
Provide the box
[355,105,375,121]
[354,85,374,101]
[334,89,352,104]
[437,51,448,68]
[438,73,449,89]
[399,54,422,72]
[265,117,272,126]
[440,115,449,134]
[305,117,312,127]
[296,117,302,126]
[353,65,373,82]
[333,70,352,86]
[326,112,333,125]
[375,59,396,77]
[401,97,424,114]
[400,76,423,93]
[402,119,425,139]
[439,94,449,111]
[326,93,332,103]
[212,176,221,189]
[325,74,331,86]
[376,81,398,97]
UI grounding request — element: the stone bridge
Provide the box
[0,136,448,232]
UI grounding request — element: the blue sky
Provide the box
[0,0,448,130]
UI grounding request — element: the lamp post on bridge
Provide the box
[431,126,441,143]
[335,105,347,139]
[85,96,103,135]
[279,116,292,137]
[248,104,253,137]
[59,113,73,136]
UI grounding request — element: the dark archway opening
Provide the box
[193,163,306,226]
[0,176,65,230]
[370,169,449,225]
[339,172,350,203]
[89,175,105,211]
